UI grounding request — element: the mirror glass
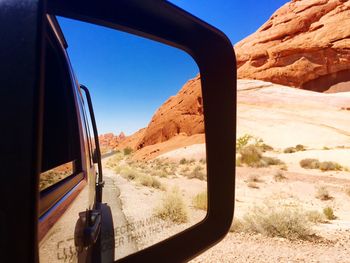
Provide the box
[39,16,207,262]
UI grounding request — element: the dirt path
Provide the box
[102,169,138,260]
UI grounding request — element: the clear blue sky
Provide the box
[58,0,289,135]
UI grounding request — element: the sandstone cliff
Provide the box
[236,0,350,92]
[136,75,204,149]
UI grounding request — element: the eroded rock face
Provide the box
[136,75,204,148]
[99,132,126,151]
[129,0,350,150]
[235,0,350,92]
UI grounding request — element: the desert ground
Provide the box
[104,80,350,262]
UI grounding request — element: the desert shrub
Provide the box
[123,147,133,155]
[300,158,320,169]
[315,186,332,201]
[179,158,188,165]
[138,174,153,186]
[236,158,242,167]
[319,161,342,171]
[323,207,336,220]
[274,171,287,182]
[295,144,306,151]
[306,210,325,223]
[259,143,274,152]
[105,152,124,168]
[236,134,253,152]
[136,174,163,189]
[199,158,206,164]
[188,165,206,180]
[284,147,296,154]
[180,166,190,173]
[120,167,139,180]
[284,145,306,153]
[154,188,188,223]
[229,218,245,233]
[262,156,284,166]
[239,145,263,166]
[241,205,313,240]
[300,159,342,171]
[323,146,330,150]
[192,191,207,210]
[112,164,123,174]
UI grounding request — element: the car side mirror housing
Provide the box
[0,0,236,262]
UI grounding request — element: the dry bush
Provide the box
[295,144,306,151]
[315,186,332,201]
[137,174,164,190]
[188,165,206,180]
[236,134,253,152]
[123,147,133,155]
[199,158,206,164]
[229,218,245,233]
[284,144,306,154]
[120,167,138,180]
[236,158,242,167]
[274,171,287,182]
[284,147,296,154]
[239,145,262,166]
[239,145,283,167]
[262,156,284,166]
[179,158,188,165]
[306,210,325,223]
[300,159,343,171]
[323,146,331,150]
[319,161,342,171]
[259,143,274,152]
[300,158,320,169]
[237,205,313,240]
[154,188,188,223]
[192,191,207,210]
[105,152,124,168]
[323,207,336,220]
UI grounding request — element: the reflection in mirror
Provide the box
[39,16,206,262]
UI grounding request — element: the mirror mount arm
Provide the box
[80,84,104,203]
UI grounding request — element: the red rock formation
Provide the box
[136,75,204,149]
[124,0,350,152]
[99,132,126,152]
[235,0,350,92]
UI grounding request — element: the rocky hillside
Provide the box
[124,0,350,151]
[136,75,204,149]
[236,0,350,92]
[99,132,125,152]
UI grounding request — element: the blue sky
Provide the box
[58,0,289,135]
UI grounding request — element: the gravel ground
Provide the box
[191,230,350,263]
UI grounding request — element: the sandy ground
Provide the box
[138,80,350,262]
[105,166,206,256]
